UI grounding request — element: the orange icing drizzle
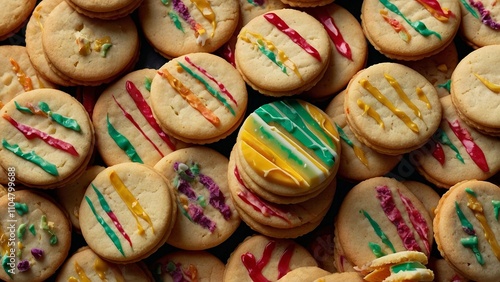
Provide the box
[380,10,411,42]
[384,74,422,120]
[416,87,431,109]
[109,170,155,235]
[10,58,34,92]
[158,69,220,126]
[357,99,385,128]
[359,78,419,133]
[74,261,91,282]
[474,73,500,93]
[191,0,216,37]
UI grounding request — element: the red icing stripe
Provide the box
[397,189,431,255]
[241,241,275,282]
[447,119,489,172]
[312,8,352,60]
[278,244,294,279]
[264,12,322,62]
[3,114,79,156]
[376,185,421,252]
[431,140,445,165]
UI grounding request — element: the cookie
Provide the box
[0,89,94,189]
[0,45,55,108]
[235,8,331,96]
[276,266,331,282]
[361,0,460,60]
[239,0,288,27]
[65,0,143,20]
[410,95,500,188]
[335,177,434,269]
[93,68,183,167]
[41,1,139,86]
[56,246,153,281]
[139,0,239,59]
[428,258,469,282]
[402,180,440,219]
[152,250,225,281]
[279,0,333,8]
[459,0,500,49]
[0,190,72,282]
[79,163,176,263]
[0,0,37,41]
[450,44,500,136]
[302,3,368,101]
[433,179,500,282]
[344,62,442,155]
[325,91,401,181]
[307,226,336,272]
[153,146,240,250]
[223,234,318,282]
[150,52,248,144]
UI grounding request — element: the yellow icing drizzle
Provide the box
[109,170,155,235]
[68,277,78,282]
[94,257,108,281]
[306,103,340,144]
[33,6,44,31]
[359,79,419,133]
[416,87,431,109]
[475,73,500,93]
[10,58,34,91]
[384,73,423,120]
[191,0,216,37]
[0,225,9,255]
[466,192,500,261]
[93,36,111,52]
[158,69,220,126]
[357,99,385,128]
[74,261,91,282]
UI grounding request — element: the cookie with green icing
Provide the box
[0,89,94,189]
[0,190,72,282]
[459,0,500,48]
[434,179,500,282]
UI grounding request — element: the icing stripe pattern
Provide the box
[335,123,369,167]
[107,115,143,163]
[447,119,489,172]
[169,0,209,45]
[2,139,58,176]
[10,58,33,92]
[15,101,82,132]
[380,10,412,43]
[312,8,353,60]
[241,241,295,282]
[474,73,500,93]
[455,201,484,265]
[415,0,455,22]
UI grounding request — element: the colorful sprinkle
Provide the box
[14,202,29,216]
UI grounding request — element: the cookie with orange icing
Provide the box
[79,163,176,263]
[235,8,331,96]
[451,45,500,136]
[0,89,94,189]
[434,179,500,282]
[223,234,318,282]
[361,0,460,60]
[93,68,183,167]
[154,146,240,250]
[344,62,442,155]
[334,177,434,271]
[152,250,225,281]
[150,52,248,144]
[56,246,153,282]
[459,0,500,48]
[139,0,239,59]
[0,190,72,282]
[410,96,500,189]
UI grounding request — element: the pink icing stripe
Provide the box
[397,189,431,255]
[312,8,353,60]
[447,119,489,172]
[376,186,421,252]
[263,12,322,62]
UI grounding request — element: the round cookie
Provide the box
[410,95,500,188]
[139,0,239,59]
[239,0,288,27]
[0,89,94,189]
[402,180,440,220]
[361,0,461,60]
[56,246,153,281]
[152,250,225,281]
[428,258,470,282]
[79,163,176,263]
[0,190,72,282]
[302,3,368,101]
[65,0,143,19]
[459,0,500,49]
[223,234,318,282]
[150,52,248,144]
[0,46,55,108]
[276,266,331,282]
[279,0,333,8]
[307,226,336,273]
[93,68,183,167]
[55,166,105,231]
[325,91,401,181]
[41,1,139,86]
[154,146,240,250]
[0,0,36,41]
[344,62,442,155]
[433,179,500,282]
[335,177,434,269]
[450,44,500,136]
[235,8,331,96]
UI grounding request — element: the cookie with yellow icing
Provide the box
[152,250,225,281]
[434,179,500,282]
[344,62,442,155]
[79,163,176,263]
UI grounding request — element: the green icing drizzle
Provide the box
[106,115,143,164]
[1,255,12,278]
[368,242,386,258]
[256,39,287,74]
[455,202,484,265]
[465,187,476,196]
[335,122,354,147]
[437,80,451,93]
[40,215,58,245]
[38,102,81,132]
[361,209,397,253]
[17,223,26,241]
[161,0,169,5]
[247,0,259,6]
[100,43,112,58]
[28,224,36,236]
[84,196,125,256]
[460,0,480,19]
[14,202,29,216]
[391,261,426,273]
[258,122,305,166]
[178,62,235,115]
[379,0,442,39]
[493,200,500,221]
[2,139,58,176]
[92,184,112,212]
[14,101,33,114]
[433,128,465,163]
[145,77,152,92]
[169,11,184,32]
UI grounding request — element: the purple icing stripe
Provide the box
[469,0,500,29]
[199,174,232,220]
[188,204,216,232]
